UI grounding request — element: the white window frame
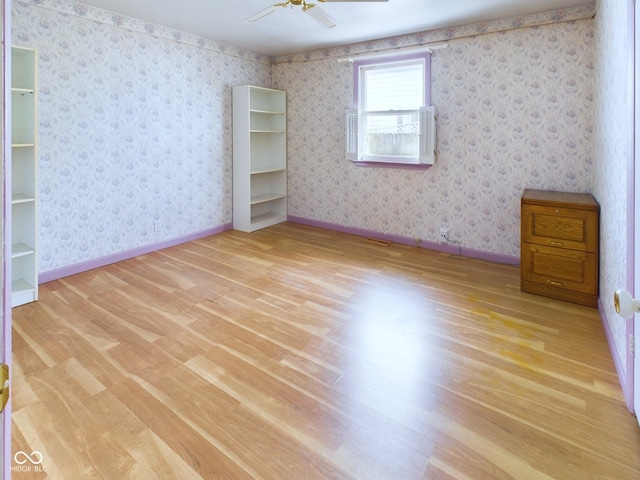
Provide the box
[346,52,435,167]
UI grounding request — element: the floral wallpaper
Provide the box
[593,0,632,379]
[273,13,595,258]
[13,0,598,272]
[12,0,271,271]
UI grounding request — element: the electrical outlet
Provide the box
[439,227,449,244]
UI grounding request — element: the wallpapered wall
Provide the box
[12,0,271,272]
[14,3,598,266]
[272,15,595,259]
[593,0,631,381]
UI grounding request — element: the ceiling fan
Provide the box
[244,0,389,29]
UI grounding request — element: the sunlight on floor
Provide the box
[338,281,440,425]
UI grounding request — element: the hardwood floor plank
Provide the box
[11,323,49,379]
[89,388,205,480]
[12,407,70,479]
[10,361,39,413]
[331,409,435,479]
[145,362,354,480]
[427,437,513,480]
[194,347,351,451]
[111,377,256,479]
[11,223,640,479]
[12,303,70,368]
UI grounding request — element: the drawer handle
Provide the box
[548,241,567,247]
[547,280,566,287]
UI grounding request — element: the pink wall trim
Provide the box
[286,215,520,265]
[2,0,11,476]
[625,0,636,414]
[40,217,520,287]
[38,223,232,284]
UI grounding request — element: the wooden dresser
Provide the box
[520,189,599,307]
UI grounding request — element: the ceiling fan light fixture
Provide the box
[243,5,279,23]
[245,0,383,28]
[305,3,337,28]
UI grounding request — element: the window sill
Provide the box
[352,160,432,170]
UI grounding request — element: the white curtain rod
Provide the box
[336,43,448,63]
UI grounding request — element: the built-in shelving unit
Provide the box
[233,85,286,233]
[11,46,38,307]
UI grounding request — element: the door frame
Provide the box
[632,0,640,420]
[2,0,11,476]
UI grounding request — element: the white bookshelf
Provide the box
[11,46,38,307]
[233,85,287,233]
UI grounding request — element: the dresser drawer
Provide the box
[521,243,597,295]
[521,204,598,252]
[521,189,599,307]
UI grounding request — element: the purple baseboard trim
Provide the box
[39,223,233,284]
[286,216,520,265]
[599,298,634,412]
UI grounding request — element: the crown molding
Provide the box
[272,5,596,64]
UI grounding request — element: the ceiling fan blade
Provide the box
[243,5,279,23]
[304,4,337,28]
[322,0,388,2]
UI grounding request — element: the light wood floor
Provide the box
[11,222,640,479]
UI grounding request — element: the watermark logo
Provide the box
[12,451,48,473]
[14,451,43,465]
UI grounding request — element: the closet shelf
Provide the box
[11,243,35,258]
[250,212,286,228]
[12,87,35,95]
[250,167,286,175]
[12,194,35,204]
[250,109,285,115]
[250,193,286,205]
[12,279,35,295]
[11,45,38,307]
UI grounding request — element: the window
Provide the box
[346,52,435,167]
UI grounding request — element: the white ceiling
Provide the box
[77,0,594,57]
